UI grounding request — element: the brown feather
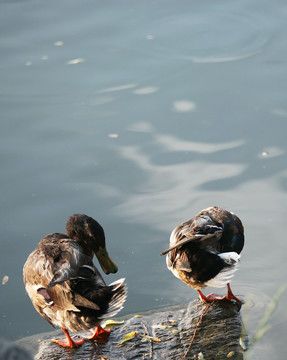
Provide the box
[73,294,100,310]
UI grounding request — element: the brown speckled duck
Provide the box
[23,214,127,348]
[161,206,244,303]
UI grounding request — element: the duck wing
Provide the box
[161,215,223,256]
[43,238,126,318]
[23,234,103,303]
[46,240,105,289]
[38,238,107,310]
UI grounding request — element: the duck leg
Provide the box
[86,325,111,341]
[197,290,219,303]
[52,327,85,348]
[224,283,242,303]
[197,283,242,303]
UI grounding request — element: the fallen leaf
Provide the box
[134,315,143,318]
[118,331,138,345]
[239,337,247,350]
[141,335,161,343]
[155,324,173,329]
[103,319,124,329]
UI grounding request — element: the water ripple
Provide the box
[137,10,270,62]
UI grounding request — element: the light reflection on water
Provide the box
[1,0,287,359]
[113,139,246,230]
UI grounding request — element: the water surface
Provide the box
[1,1,287,359]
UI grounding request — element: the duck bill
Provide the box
[96,247,118,274]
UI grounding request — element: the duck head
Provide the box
[66,214,118,274]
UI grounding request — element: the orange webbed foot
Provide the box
[198,290,221,303]
[86,325,111,342]
[198,284,242,304]
[52,328,85,348]
[224,283,242,303]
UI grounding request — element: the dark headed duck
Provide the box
[23,214,127,348]
[161,206,244,303]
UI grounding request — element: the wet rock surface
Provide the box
[16,299,246,360]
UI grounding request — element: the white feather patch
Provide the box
[166,253,172,271]
[219,252,240,264]
[109,278,125,291]
[205,252,240,288]
[169,228,178,246]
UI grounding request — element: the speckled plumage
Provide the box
[162,206,244,302]
[23,215,127,347]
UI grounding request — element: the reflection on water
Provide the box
[113,137,246,230]
[1,0,287,359]
[156,135,244,153]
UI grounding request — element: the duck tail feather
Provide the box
[205,252,240,288]
[103,278,127,318]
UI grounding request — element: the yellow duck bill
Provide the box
[96,247,118,274]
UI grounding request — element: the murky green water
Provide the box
[1,0,287,359]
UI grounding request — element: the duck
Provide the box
[23,214,127,348]
[161,206,244,303]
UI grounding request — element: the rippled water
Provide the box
[1,0,287,359]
